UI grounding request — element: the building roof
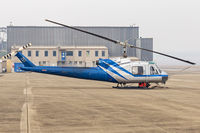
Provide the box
[11,46,108,50]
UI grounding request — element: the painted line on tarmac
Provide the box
[20,73,35,133]
[20,103,28,133]
[21,87,32,133]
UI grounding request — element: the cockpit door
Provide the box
[147,65,161,82]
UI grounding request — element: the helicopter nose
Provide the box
[161,71,168,84]
[161,71,168,83]
[162,75,168,83]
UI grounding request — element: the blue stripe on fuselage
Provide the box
[21,66,118,83]
[102,59,135,77]
[98,61,127,80]
[133,75,168,77]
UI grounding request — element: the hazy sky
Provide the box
[1,0,200,65]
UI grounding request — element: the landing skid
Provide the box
[112,83,151,89]
[112,83,126,88]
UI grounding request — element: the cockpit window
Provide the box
[155,64,162,73]
[132,66,143,75]
[150,66,159,75]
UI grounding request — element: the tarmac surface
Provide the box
[0,68,200,133]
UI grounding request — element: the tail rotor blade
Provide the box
[2,43,32,59]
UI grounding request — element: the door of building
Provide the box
[61,51,66,61]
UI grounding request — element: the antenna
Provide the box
[10,21,13,26]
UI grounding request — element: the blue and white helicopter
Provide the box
[2,20,195,88]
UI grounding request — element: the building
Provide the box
[7,26,153,67]
[0,27,7,58]
[11,46,108,67]
[136,38,153,61]
[0,27,7,51]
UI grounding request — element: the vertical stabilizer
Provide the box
[15,52,35,67]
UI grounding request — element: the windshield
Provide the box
[155,64,162,73]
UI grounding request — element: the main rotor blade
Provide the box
[45,19,119,44]
[45,19,196,65]
[130,45,196,65]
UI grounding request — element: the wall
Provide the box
[11,46,108,67]
[136,38,153,61]
[7,26,139,57]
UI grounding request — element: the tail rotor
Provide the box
[2,43,32,59]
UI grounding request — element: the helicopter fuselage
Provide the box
[18,51,168,84]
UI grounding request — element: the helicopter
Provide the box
[2,19,196,88]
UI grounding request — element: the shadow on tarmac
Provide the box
[33,85,169,90]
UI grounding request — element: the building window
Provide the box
[53,51,56,56]
[66,51,73,56]
[78,51,82,57]
[44,51,48,57]
[69,61,72,64]
[86,51,90,56]
[36,51,39,57]
[79,61,82,65]
[93,61,96,66]
[102,51,105,57]
[43,61,46,65]
[95,51,98,57]
[74,61,77,65]
[28,51,31,57]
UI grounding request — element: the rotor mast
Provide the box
[115,41,128,58]
[123,45,127,58]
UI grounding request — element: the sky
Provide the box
[0,0,200,65]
